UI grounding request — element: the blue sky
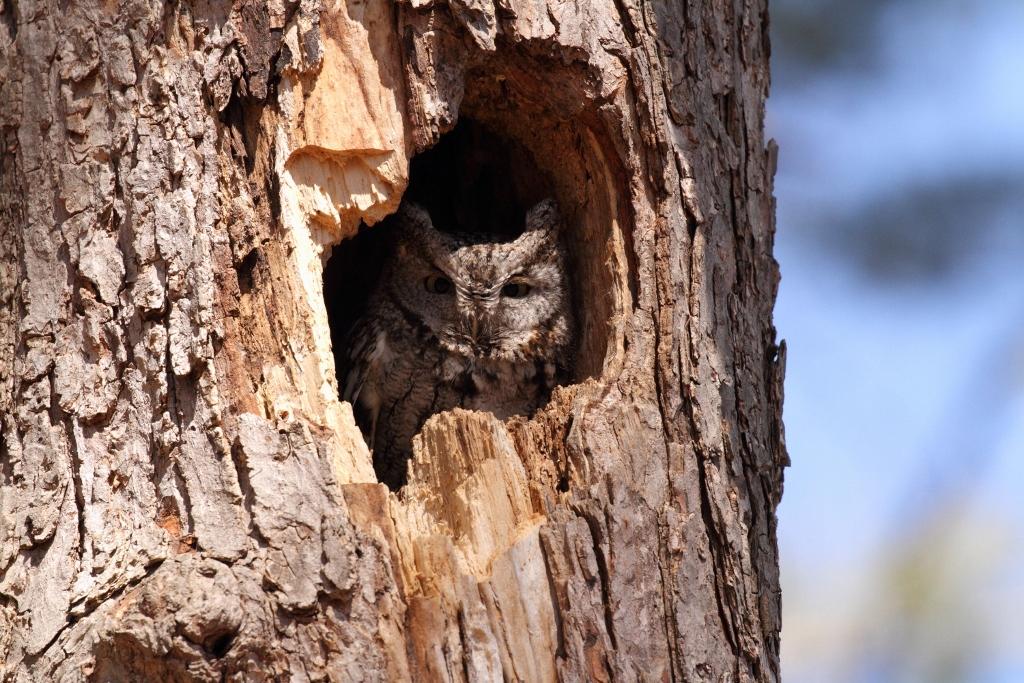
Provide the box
[767,1,1024,680]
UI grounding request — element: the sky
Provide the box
[767,0,1024,680]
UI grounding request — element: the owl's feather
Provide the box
[342,198,575,488]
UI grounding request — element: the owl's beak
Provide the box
[463,312,495,354]
[460,293,493,353]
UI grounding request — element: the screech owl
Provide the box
[342,198,575,488]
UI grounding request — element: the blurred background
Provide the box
[767,0,1024,681]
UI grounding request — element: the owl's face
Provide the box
[385,199,572,363]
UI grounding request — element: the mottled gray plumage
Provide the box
[343,198,574,488]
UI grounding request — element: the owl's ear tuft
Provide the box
[396,200,457,260]
[524,198,560,233]
[514,198,562,257]
[397,201,435,233]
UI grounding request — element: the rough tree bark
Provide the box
[0,0,786,681]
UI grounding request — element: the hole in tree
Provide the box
[401,119,552,238]
[324,119,582,490]
[205,631,236,659]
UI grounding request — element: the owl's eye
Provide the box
[501,281,531,298]
[424,274,453,294]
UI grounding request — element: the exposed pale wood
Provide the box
[0,0,785,681]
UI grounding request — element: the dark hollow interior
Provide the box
[323,119,569,480]
[402,119,554,238]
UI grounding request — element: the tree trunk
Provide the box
[0,0,786,681]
